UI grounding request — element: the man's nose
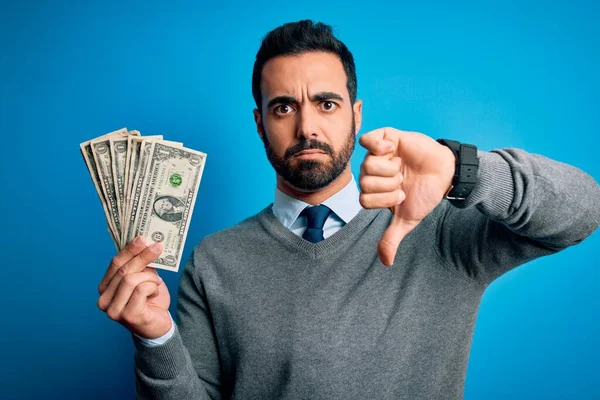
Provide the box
[296,107,319,140]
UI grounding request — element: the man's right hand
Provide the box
[97,236,172,340]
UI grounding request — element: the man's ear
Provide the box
[253,109,264,140]
[353,99,363,135]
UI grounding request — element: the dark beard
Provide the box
[261,118,356,192]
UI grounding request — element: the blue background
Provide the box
[1,1,598,399]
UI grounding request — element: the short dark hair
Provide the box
[251,20,357,111]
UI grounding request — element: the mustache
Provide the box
[284,139,334,160]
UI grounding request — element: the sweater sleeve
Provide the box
[434,148,600,287]
[133,245,221,399]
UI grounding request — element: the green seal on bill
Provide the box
[169,173,183,187]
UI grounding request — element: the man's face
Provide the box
[156,198,173,213]
[254,51,362,192]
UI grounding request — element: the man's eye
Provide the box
[275,104,293,114]
[320,101,337,112]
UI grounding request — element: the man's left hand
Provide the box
[358,127,456,267]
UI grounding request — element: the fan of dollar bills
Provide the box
[80,128,207,272]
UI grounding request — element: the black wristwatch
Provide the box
[436,139,479,205]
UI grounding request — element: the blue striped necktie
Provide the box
[301,205,332,243]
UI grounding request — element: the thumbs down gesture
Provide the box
[358,128,457,267]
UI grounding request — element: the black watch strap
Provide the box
[436,139,479,204]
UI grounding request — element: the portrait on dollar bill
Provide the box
[152,195,184,222]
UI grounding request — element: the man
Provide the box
[97,20,600,399]
[153,196,184,223]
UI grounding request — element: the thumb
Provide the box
[378,214,415,267]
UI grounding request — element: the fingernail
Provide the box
[150,243,162,254]
[134,236,144,245]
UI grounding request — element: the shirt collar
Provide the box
[272,175,363,229]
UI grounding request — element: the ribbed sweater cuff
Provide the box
[459,150,515,218]
[132,325,187,379]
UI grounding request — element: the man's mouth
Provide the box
[294,149,327,157]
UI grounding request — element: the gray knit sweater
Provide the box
[133,149,600,399]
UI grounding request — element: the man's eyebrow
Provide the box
[266,92,345,109]
[266,96,296,109]
[311,92,344,102]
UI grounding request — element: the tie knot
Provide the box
[301,205,332,231]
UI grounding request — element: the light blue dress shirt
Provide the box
[271,174,363,239]
[139,175,363,346]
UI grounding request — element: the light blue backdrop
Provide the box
[1,1,598,399]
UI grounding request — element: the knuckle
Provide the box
[361,177,375,193]
[359,194,371,209]
[133,285,146,296]
[149,281,160,294]
[97,296,107,311]
[134,284,151,300]
[106,307,120,321]
[110,255,122,269]
[122,274,137,287]
[117,266,128,278]
[358,175,368,189]
[109,256,124,273]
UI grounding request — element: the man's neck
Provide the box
[276,166,353,206]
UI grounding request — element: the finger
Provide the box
[359,127,404,154]
[100,271,162,314]
[107,281,158,323]
[99,235,146,294]
[98,268,162,312]
[359,173,404,194]
[358,128,385,149]
[360,190,406,209]
[121,242,163,275]
[97,245,163,312]
[378,216,416,267]
[361,155,402,177]
[122,283,167,328]
[359,134,396,156]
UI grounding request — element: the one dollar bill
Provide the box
[134,141,207,272]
